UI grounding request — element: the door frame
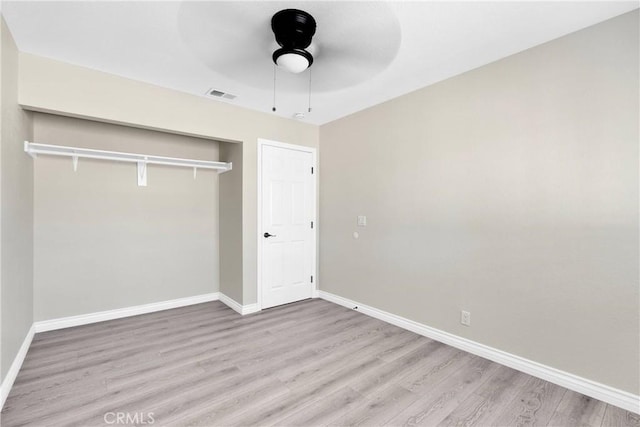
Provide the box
[257,138,317,311]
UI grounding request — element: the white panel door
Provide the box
[261,143,314,309]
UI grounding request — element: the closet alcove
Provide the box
[29,113,241,321]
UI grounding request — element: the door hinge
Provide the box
[311,166,314,174]
[311,221,314,229]
[311,275,313,283]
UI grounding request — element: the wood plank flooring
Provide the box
[1,299,638,426]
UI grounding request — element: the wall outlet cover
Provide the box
[461,310,471,326]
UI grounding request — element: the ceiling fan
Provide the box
[178,2,401,111]
[271,9,317,74]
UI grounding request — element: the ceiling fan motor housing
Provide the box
[271,9,317,70]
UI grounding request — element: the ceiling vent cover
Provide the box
[206,88,237,100]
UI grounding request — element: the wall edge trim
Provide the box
[0,324,36,411]
[317,290,640,414]
[219,293,261,315]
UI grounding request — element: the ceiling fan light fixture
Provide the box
[271,9,316,73]
[273,48,313,73]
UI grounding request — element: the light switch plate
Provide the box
[357,216,367,227]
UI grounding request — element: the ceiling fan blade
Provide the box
[178,1,401,93]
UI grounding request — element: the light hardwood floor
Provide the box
[1,299,638,426]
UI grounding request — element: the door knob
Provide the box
[264,232,276,238]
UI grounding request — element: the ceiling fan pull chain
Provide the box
[272,64,277,112]
[308,68,312,113]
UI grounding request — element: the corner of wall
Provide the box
[219,141,244,304]
[1,14,35,383]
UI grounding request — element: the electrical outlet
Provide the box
[461,310,471,326]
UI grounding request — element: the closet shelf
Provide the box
[24,141,232,186]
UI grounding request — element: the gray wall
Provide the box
[319,10,639,394]
[33,113,221,321]
[1,17,34,381]
[219,141,243,304]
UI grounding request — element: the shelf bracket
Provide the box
[193,167,197,180]
[72,153,78,172]
[137,160,148,187]
[24,141,36,159]
[219,162,233,174]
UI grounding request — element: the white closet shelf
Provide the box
[24,141,232,186]
[24,141,232,171]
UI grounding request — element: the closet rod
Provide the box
[24,142,232,172]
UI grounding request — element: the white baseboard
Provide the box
[318,290,640,414]
[0,324,35,410]
[219,293,261,315]
[242,303,261,315]
[34,292,220,333]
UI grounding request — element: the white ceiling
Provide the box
[2,1,637,125]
